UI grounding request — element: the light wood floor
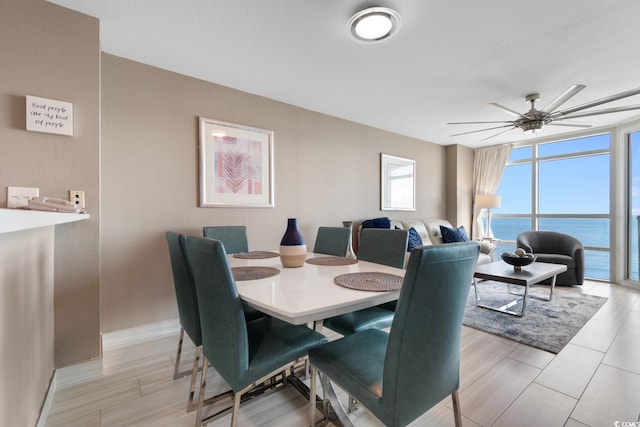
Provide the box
[46,280,640,427]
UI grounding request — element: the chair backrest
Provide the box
[516,230,582,255]
[313,226,351,257]
[381,242,479,426]
[357,228,408,269]
[165,232,201,346]
[184,235,249,390]
[202,226,249,254]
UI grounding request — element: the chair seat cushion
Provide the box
[310,329,388,409]
[237,317,327,390]
[535,253,576,269]
[323,308,394,336]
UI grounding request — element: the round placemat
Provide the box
[306,257,358,266]
[334,272,403,292]
[233,251,280,259]
[232,266,280,281]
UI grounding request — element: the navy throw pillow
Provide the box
[362,217,391,229]
[440,225,470,243]
[407,227,423,252]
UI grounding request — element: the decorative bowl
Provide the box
[501,252,536,270]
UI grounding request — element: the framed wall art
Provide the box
[381,153,415,211]
[199,117,274,208]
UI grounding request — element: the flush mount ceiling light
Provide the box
[347,7,401,42]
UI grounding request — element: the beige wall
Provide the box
[101,54,447,332]
[0,0,101,368]
[445,144,475,232]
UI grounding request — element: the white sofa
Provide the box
[358,218,496,266]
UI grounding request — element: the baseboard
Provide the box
[102,318,180,348]
[36,370,56,427]
[621,279,640,292]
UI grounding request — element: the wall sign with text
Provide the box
[26,95,74,136]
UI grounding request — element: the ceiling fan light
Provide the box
[347,7,401,42]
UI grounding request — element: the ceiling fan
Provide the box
[448,84,640,140]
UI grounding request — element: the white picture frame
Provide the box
[199,117,274,208]
[381,153,415,211]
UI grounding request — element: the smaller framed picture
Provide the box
[381,153,415,211]
[199,117,274,208]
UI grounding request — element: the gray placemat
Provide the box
[334,272,403,292]
[306,257,358,266]
[232,266,280,281]
[233,251,279,259]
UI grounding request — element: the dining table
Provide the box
[227,251,406,426]
[228,251,406,328]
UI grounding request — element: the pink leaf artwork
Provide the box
[214,136,262,195]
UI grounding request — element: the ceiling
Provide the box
[48,0,640,148]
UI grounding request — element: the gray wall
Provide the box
[101,54,447,332]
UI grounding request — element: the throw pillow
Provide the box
[407,227,423,252]
[362,217,391,229]
[440,225,470,243]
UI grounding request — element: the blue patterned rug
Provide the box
[463,281,607,354]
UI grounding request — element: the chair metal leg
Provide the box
[451,389,462,427]
[347,397,357,413]
[187,345,202,412]
[309,365,317,426]
[173,327,185,380]
[319,372,354,427]
[195,358,208,427]
[231,391,242,427]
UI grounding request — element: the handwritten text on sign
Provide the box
[26,95,73,136]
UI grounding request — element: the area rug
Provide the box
[463,281,607,354]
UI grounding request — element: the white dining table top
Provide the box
[228,253,405,325]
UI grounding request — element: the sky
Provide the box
[496,133,611,215]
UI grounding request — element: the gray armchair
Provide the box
[516,231,584,286]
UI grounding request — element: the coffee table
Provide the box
[473,261,567,317]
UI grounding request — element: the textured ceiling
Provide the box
[49,0,640,148]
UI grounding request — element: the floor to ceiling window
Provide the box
[627,130,640,281]
[491,134,611,281]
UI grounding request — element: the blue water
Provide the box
[491,217,614,281]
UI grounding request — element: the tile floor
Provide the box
[46,280,640,426]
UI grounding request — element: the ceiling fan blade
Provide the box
[482,127,518,141]
[547,121,594,128]
[447,120,514,125]
[554,87,640,117]
[488,102,524,118]
[553,104,640,120]
[541,84,586,113]
[450,124,514,137]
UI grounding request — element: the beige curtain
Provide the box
[472,144,513,239]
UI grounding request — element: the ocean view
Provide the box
[491,217,616,281]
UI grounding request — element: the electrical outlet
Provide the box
[69,190,85,209]
[7,186,39,208]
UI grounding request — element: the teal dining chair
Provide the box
[165,231,203,412]
[313,226,351,257]
[309,242,480,427]
[202,226,249,254]
[322,228,408,336]
[202,225,266,322]
[357,228,408,269]
[184,236,328,427]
